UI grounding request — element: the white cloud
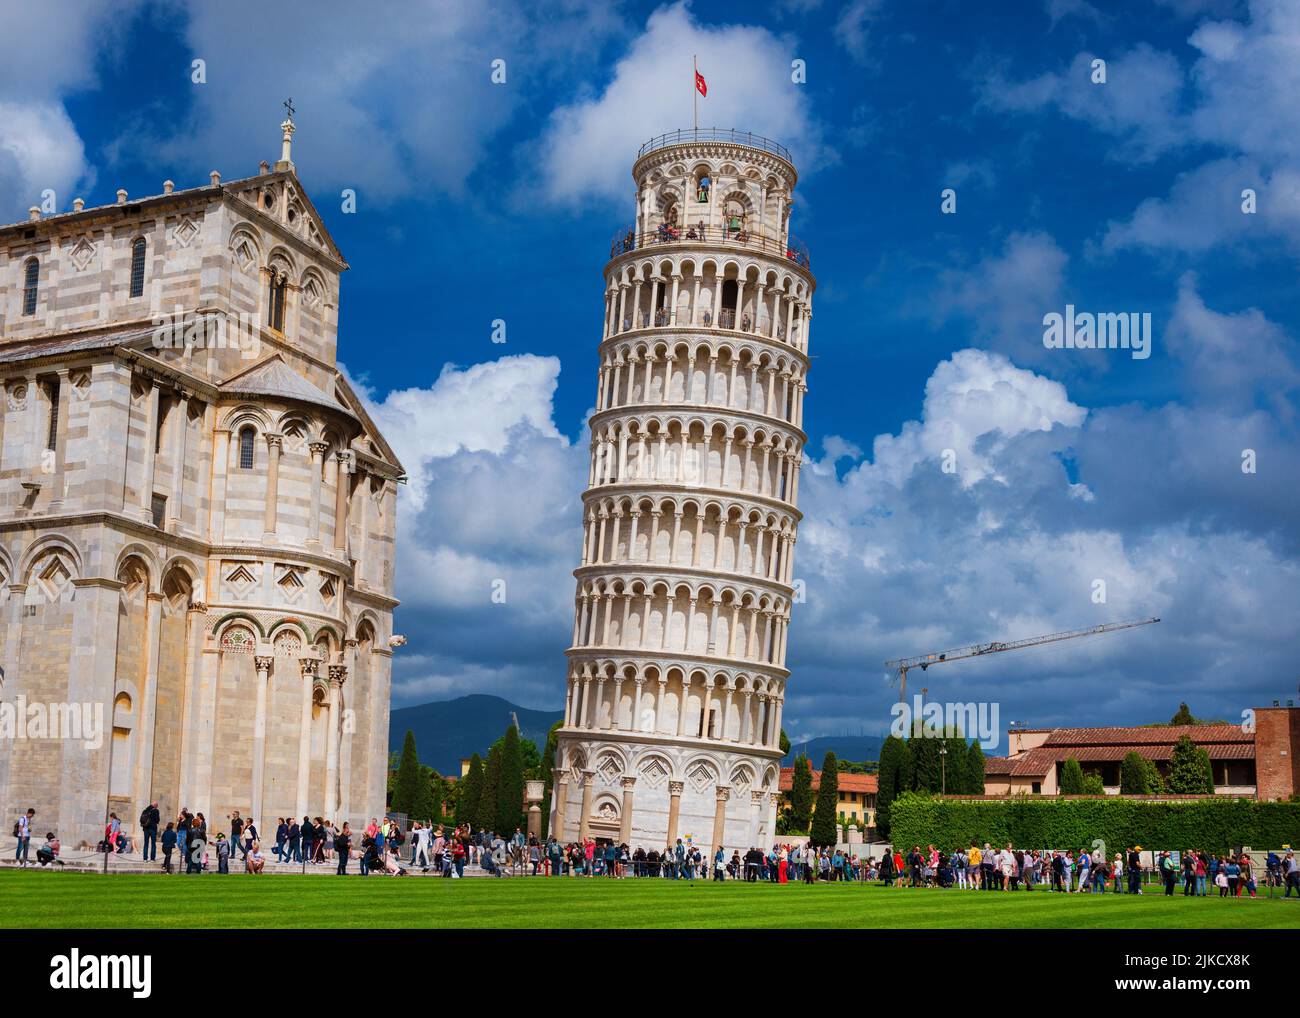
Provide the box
[0,0,134,216]
[531,1,824,207]
[932,231,1069,364]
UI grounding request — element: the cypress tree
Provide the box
[457,753,484,826]
[809,751,840,847]
[788,753,814,833]
[779,729,791,755]
[391,730,423,817]
[1060,757,1085,795]
[1169,734,1212,794]
[476,743,502,832]
[964,739,985,794]
[1120,751,1149,794]
[496,724,526,835]
[875,735,913,840]
[1169,702,1196,726]
[910,733,940,792]
[539,721,560,839]
[1197,746,1215,794]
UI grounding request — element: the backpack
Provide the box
[12,821,19,837]
[139,807,151,827]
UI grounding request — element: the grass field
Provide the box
[1,870,1297,928]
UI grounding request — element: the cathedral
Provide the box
[0,117,402,849]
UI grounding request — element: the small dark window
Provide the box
[150,494,167,529]
[267,271,286,331]
[46,380,60,451]
[129,238,146,298]
[239,427,255,469]
[22,258,39,315]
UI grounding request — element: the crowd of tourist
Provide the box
[13,800,1300,897]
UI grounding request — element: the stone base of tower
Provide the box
[550,732,781,857]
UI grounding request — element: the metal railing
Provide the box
[637,128,794,164]
[609,222,811,270]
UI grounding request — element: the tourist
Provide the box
[228,811,244,859]
[1127,847,1143,894]
[1283,851,1299,897]
[1159,851,1177,895]
[215,833,230,874]
[245,818,260,861]
[712,844,726,881]
[301,815,316,863]
[13,808,34,866]
[161,822,177,873]
[285,817,300,863]
[36,831,61,867]
[272,818,287,862]
[188,813,207,873]
[177,809,191,868]
[246,840,265,874]
[336,822,352,875]
[139,801,160,862]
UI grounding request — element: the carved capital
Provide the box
[253,655,274,673]
[328,664,348,686]
[668,781,684,796]
[715,786,731,802]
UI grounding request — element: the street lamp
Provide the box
[939,744,947,795]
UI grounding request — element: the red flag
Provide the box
[695,69,707,98]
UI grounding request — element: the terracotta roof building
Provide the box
[982,710,1300,799]
[777,767,878,827]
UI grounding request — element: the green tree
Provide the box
[964,740,986,794]
[910,733,941,792]
[1120,751,1150,794]
[1169,734,1213,794]
[1198,746,1215,794]
[1060,757,1085,795]
[1169,702,1196,726]
[788,754,814,833]
[539,721,561,839]
[496,724,526,835]
[779,728,791,755]
[390,731,424,817]
[1081,773,1105,795]
[476,743,502,831]
[809,751,840,847]
[875,735,913,839]
[939,734,967,794]
[422,767,443,825]
[456,753,484,826]
[1146,759,1167,793]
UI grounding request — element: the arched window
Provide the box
[129,238,146,298]
[238,426,256,469]
[22,258,39,316]
[267,270,287,331]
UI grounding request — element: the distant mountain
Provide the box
[783,735,884,768]
[388,694,563,775]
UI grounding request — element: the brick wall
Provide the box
[1254,706,1300,801]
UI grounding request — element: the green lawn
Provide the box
[1,871,1297,928]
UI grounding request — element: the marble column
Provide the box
[618,776,635,845]
[711,786,730,859]
[666,780,684,845]
[295,657,318,819]
[251,654,273,826]
[577,770,595,842]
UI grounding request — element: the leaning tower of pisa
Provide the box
[550,130,813,857]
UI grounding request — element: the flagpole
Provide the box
[693,54,698,131]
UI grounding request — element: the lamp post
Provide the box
[939,744,947,795]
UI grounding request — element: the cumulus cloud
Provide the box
[931,231,1069,365]
[346,355,585,708]
[0,0,135,216]
[981,45,1187,161]
[787,341,1300,743]
[531,2,824,207]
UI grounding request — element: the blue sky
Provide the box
[4,0,1299,752]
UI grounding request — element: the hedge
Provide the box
[889,793,1300,854]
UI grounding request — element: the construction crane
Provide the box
[885,617,1160,701]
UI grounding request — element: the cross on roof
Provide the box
[283,97,295,122]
